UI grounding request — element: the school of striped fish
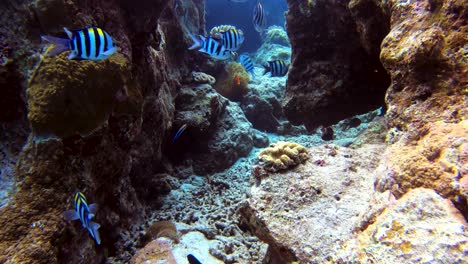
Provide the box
[189,0,289,78]
[40,0,290,248]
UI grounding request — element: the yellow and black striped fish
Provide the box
[263,60,289,77]
[42,27,117,61]
[220,29,245,51]
[63,192,101,245]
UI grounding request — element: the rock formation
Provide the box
[0,0,208,263]
[283,0,390,130]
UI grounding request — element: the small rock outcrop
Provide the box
[170,83,253,176]
[241,144,388,263]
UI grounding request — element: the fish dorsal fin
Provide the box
[63,210,79,221]
[63,27,73,39]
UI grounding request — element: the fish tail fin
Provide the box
[188,34,202,50]
[63,210,79,221]
[90,222,101,245]
[262,64,270,75]
[41,35,70,56]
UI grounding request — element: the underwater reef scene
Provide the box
[0,0,467,263]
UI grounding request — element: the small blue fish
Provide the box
[253,1,267,33]
[42,27,117,61]
[172,124,187,142]
[188,34,231,60]
[187,254,203,264]
[239,53,255,77]
[63,192,101,245]
[263,60,289,77]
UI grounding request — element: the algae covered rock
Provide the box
[214,62,250,102]
[28,53,130,138]
[258,141,309,172]
[339,188,468,263]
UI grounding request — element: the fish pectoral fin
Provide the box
[63,210,79,221]
[64,27,73,39]
[88,203,98,215]
[67,51,78,60]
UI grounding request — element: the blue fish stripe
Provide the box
[75,32,83,58]
[79,31,88,59]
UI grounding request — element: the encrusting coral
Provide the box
[28,52,130,138]
[258,141,309,172]
[214,62,250,101]
[192,71,216,85]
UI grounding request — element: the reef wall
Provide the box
[0,0,208,263]
[283,0,390,130]
[241,0,468,262]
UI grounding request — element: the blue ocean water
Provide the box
[205,0,288,52]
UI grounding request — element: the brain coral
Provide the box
[209,25,243,37]
[258,141,309,172]
[192,71,216,85]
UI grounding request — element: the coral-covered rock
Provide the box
[214,62,250,102]
[28,53,130,138]
[283,0,390,130]
[0,0,207,263]
[192,102,253,175]
[375,120,468,202]
[241,144,388,263]
[240,72,286,133]
[372,0,468,218]
[254,26,291,66]
[130,239,176,264]
[339,188,468,263]
[257,141,309,172]
[172,83,226,139]
[381,0,467,128]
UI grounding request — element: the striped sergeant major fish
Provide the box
[63,192,101,245]
[41,27,117,61]
[188,34,232,60]
[219,29,245,51]
[239,53,255,77]
[263,60,289,77]
[253,1,267,33]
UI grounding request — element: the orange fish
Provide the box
[234,74,241,86]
